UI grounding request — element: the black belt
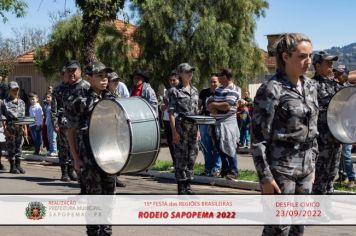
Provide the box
[275,140,314,151]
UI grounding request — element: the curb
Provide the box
[22,154,356,194]
[23,154,59,164]
[141,170,356,194]
[141,170,261,191]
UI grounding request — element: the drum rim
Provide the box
[327,86,356,144]
[13,116,35,125]
[120,97,160,173]
[89,97,160,175]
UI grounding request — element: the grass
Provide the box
[151,160,356,192]
[334,182,356,192]
[152,160,258,181]
[22,147,48,156]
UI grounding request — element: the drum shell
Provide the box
[13,117,35,125]
[327,86,356,144]
[184,115,216,125]
[89,97,160,175]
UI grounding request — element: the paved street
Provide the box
[0,160,355,236]
[158,146,356,171]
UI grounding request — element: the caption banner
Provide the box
[0,195,355,225]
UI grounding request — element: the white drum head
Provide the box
[89,99,130,174]
[327,86,356,144]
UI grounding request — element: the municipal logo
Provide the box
[25,202,46,220]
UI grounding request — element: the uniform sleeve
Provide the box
[251,82,279,184]
[168,88,177,114]
[65,91,86,129]
[51,93,58,124]
[21,101,26,117]
[0,101,5,120]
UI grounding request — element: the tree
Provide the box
[34,14,131,82]
[0,0,27,23]
[0,35,16,78]
[34,15,83,82]
[131,0,268,89]
[11,27,48,55]
[75,0,125,64]
[0,27,47,78]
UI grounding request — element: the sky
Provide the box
[1,0,356,51]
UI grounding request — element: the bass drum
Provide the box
[89,97,160,175]
[327,86,356,144]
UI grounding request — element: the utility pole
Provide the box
[22,36,26,53]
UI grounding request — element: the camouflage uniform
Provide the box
[252,72,319,236]
[312,75,344,194]
[1,96,26,174]
[66,62,116,236]
[65,78,91,188]
[52,82,71,165]
[168,84,199,183]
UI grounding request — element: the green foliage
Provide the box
[95,22,132,82]
[132,0,268,89]
[76,0,125,20]
[0,0,27,23]
[75,0,126,64]
[0,35,16,77]
[34,15,83,82]
[34,14,131,82]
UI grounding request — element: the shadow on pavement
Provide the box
[0,176,56,182]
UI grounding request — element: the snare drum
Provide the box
[327,86,356,144]
[184,115,216,125]
[89,97,160,174]
[13,117,35,125]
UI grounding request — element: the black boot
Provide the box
[68,165,78,181]
[34,147,40,155]
[15,159,26,174]
[116,176,126,187]
[60,164,70,182]
[184,180,194,195]
[9,160,20,174]
[177,181,187,195]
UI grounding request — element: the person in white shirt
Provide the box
[29,92,44,155]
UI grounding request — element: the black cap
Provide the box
[312,51,338,65]
[176,63,195,74]
[130,69,151,82]
[9,81,19,89]
[108,72,120,81]
[170,69,178,76]
[85,61,113,75]
[66,60,81,69]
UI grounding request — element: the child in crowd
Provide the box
[29,92,43,155]
[238,103,251,148]
[44,93,57,156]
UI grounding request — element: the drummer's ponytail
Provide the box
[274,33,312,73]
